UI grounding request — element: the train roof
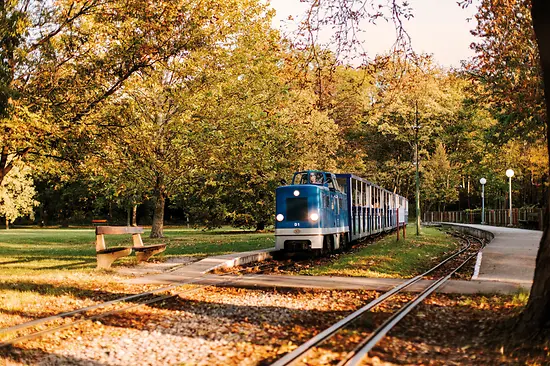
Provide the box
[288,171,406,200]
[335,173,407,200]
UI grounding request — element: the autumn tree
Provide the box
[362,55,465,194]
[87,0,337,236]
[0,162,37,229]
[517,0,550,334]
[1,0,231,188]
[421,143,459,212]
[174,42,340,231]
[468,0,544,142]
[458,0,550,332]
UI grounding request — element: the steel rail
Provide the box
[341,236,484,366]
[0,257,280,339]
[0,275,206,336]
[0,275,236,348]
[0,261,277,348]
[272,233,473,366]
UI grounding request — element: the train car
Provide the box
[275,170,408,253]
[336,174,408,242]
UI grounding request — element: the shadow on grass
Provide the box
[36,260,96,271]
[0,258,37,265]
[0,256,100,271]
[0,281,138,304]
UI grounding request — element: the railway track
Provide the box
[2,230,484,364]
[272,233,485,366]
[0,262,280,349]
[218,230,394,276]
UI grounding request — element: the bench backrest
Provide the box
[95,226,145,251]
[96,226,144,235]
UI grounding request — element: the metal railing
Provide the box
[423,208,543,230]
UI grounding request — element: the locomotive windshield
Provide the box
[293,171,325,185]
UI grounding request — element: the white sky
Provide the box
[269,0,480,69]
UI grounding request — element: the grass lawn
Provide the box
[301,226,460,277]
[0,227,275,330]
[0,227,275,274]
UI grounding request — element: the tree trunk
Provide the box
[132,205,138,226]
[150,176,166,238]
[126,206,131,226]
[5,217,8,230]
[518,0,550,334]
[39,205,46,227]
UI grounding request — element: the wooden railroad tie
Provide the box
[95,226,167,269]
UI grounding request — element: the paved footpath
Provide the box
[450,224,540,284]
[124,225,541,294]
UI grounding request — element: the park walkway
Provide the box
[124,224,541,294]
[450,224,540,284]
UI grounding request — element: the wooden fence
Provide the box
[423,208,543,230]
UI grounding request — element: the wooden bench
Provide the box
[92,219,108,226]
[95,226,167,269]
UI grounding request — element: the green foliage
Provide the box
[360,54,468,199]
[0,0,27,117]
[0,0,544,230]
[0,162,38,226]
[469,0,544,142]
[422,143,460,211]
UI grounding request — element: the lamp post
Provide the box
[480,178,486,225]
[414,101,421,236]
[506,169,514,226]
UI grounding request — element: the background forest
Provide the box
[0,0,545,236]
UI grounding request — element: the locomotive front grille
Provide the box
[286,197,308,221]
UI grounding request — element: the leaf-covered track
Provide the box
[0,262,279,348]
[272,233,485,366]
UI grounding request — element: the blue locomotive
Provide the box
[275,170,408,252]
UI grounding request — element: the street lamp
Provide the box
[506,169,514,226]
[413,102,421,236]
[479,178,486,225]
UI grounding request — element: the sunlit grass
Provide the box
[0,226,275,326]
[457,290,530,309]
[511,290,530,306]
[301,226,460,278]
[0,227,275,274]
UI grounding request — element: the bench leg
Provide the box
[97,248,132,269]
[136,247,166,262]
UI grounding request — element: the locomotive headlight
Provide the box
[310,212,319,222]
[276,214,285,222]
[293,190,300,197]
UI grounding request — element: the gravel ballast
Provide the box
[1,287,547,365]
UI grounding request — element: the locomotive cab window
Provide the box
[292,171,326,185]
[293,172,308,185]
[309,172,325,185]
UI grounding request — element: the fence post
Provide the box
[396,209,400,241]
